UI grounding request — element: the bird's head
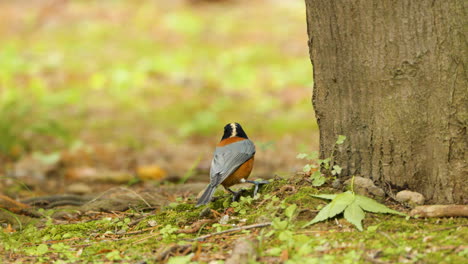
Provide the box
[221,122,248,140]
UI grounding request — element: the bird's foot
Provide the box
[210,196,221,202]
[243,179,269,196]
[227,188,247,202]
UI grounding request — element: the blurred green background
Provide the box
[0,0,316,162]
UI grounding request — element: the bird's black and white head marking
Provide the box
[221,122,248,140]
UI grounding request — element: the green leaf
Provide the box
[331,165,342,175]
[302,202,333,227]
[306,151,319,160]
[278,230,293,241]
[272,218,288,230]
[305,191,405,231]
[336,135,346,145]
[344,202,365,231]
[312,175,326,187]
[327,191,355,218]
[318,157,331,165]
[310,170,320,178]
[284,204,297,220]
[303,191,354,227]
[310,194,337,200]
[356,195,406,216]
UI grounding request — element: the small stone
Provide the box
[219,215,229,225]
[344,176,385,201]
[225,239,257,264]
[66,183,92,195]
[332,179,342,189]
[396,190,425,206]
[147,220,158,227]
[115,229,126,235]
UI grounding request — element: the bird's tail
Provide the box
[196,184,217,206]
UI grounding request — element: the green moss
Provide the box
[2,177,467,263]
[283,186,320,205]
[170,202,197,212]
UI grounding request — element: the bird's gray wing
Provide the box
[209,139,255,186]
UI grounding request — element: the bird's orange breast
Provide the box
[221,157,254,188]
[217,137,255,188]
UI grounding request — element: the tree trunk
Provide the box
[305,0,467,204]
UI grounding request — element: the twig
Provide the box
[378,231,399,247]
[334,218,343,228]
[84,187,122,205]
[382,181,410,208]
[133,232,161,244]
[188,222,271,241]
[84,187,151,208]
[118,187,152,208]
[121,226,160,235]
[128,216,147,227]
[177,219,216,234]
[156,244,192,262]
[430,224,468,232]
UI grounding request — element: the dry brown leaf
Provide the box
[136,165,167,181]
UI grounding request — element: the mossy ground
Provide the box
[1,177,466,263]
[1,1,465,263]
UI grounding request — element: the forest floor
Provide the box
[1,176,467,263]
[0,0,467,263]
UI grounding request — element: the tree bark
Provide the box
[305,0,467,204]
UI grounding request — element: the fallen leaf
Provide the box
[280,249,289,262]
[137,165,167,181]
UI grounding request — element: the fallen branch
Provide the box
[189,222,271,241]
[22,195,91,208]
[410,205,468,218]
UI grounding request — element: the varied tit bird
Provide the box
[196,123,268,206]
